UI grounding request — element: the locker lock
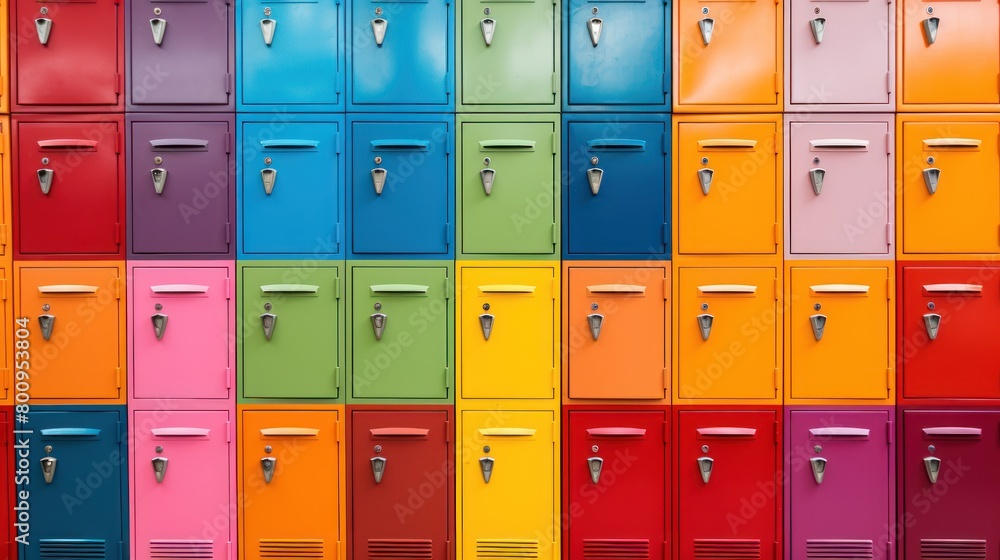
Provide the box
[927,302,935,310]
[263,6,271,15]
[591,445,599,452]
[154,156,163,165]
[482,303,490,310]
[701,445,709,453]
[265,446,273,453]
[591,303,598,310]
[927,157,934,164]
[152,7,161,14]
[814,445,822,453]
[701,303,708,310]
[483,446,490,453]
[813,157,820,164]
[40,6,48,14]
[592,7,598,13]
[374,156,383,164]
[591,157,599,165]
[814,7,820,13]
[156,446,164,453]
[814,304,821,311]
[926,6,933,13]
[155,303,163,311]
[264,302,272,311]
[45,446,52,453]
[375,6,383,14]
[374,302,382,310]
[374,445,382,453]
[41,158,49,165]
[928,445,935,453]
[264,157,272,165]
[701,157,708,165]
[42,304,50,312]
[484,7,491,14]
[701,7,708,13]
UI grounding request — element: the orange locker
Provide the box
[0,265,10,405]
[0,117,10,258]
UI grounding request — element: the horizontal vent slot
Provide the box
[150,540,214,559]
[259,539,324,558]
[40,539,106,559]
[583,539,650,559]
[921,539,987,559]
[368,539,433,559]
[476,539,539,558]
[807,539,874,559]
[693,539,760,559]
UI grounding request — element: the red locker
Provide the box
[0,407,11,560]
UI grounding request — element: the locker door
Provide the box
[131,266,231,400]
[22,411,124,560]
[677,268,778,400]
[566,411,668,560]
[566,267,668,400]
[462,411,556,560]
[351,411,450,560]
[130,121,232,256]
[677,122,778,255]
[133,411,231,560]
[0,409,8,560]
[241,411,341,560]
[460,267,556,400]
[677,411,778,560]
[902,411,1000,560]
[788,411,891,560]
[789,268,890,400]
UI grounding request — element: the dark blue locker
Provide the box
[237,115,344,260]
[348,116,453,258]
[563,116,669,259]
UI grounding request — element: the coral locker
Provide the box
[785,0,893,111]
[238,264,344,402]
[129,263,234,403]
[786,409,894,560]
[564,409,669,560]
[458,116,560,259]
[674,117,781,256]
[459,410,558,560]
[128,115,235,259]
[127,0,234,110]
[348,116,454,259]
[674,267,780,403]
[458,264,557,402]
[237,0,343,111]
[348,263,453,403]
[16,263,125,404]
[785,117,893,259]
[563,0,670,111]
[563,117,670,260]
[564,264,669,403]
[347,0,453,111]
[676,409,780,560]
[20,407,127,560]
[901,410,1000,560]
[898,117,1000,259]
[11,0,123,111]
[240,408,344,560]
[14,115,124,259]
[350,409,453,560]
[900,266,1000,401]
[238,115,343,260]
[131,410,233,560]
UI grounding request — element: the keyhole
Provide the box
[44,446,53,453]
[375,6,383,14]
[926,6,933,13]
[264,445,273,453]
[264,302,272,311]
[155,446,164,453]
[813,157,820,165]
[814,6,820,13]
[483,303,490,311]
[483,157,491,165]
[41,157,50,165]
[702,6,708,13]
[155,303,163,311]
[591,303,599,310]
[154,156,163,165]
[701,303,708,311]
[927,302,936,310]
[814,445,822,454]
[592,7,598,13]
[927,156,935,164]
[483,446,491,453]
[701,157,709,165]
[591,157,599,165]
[375,156,383,164]
[42,304,51,312]
[701,445,709,453]
[374,302,382,311]
[927,445,936,454]
[40,6,48,14]
[153,7,161,14]
[814,303,821,311]
[263,6,271,15]
[591,445,599,452]
[264,157,272,165]
[484,7,491,14]
[374,445,383,453]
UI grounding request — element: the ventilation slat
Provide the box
[259,539,324,559]
[150,539,215,559]
[584,538,650,559]
[368,539,434,559]
[694,539,761,559]
[807,539,874,559]
[40,539,106,560]
[922,539,987,560]
[477,540,539,559]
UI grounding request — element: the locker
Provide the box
[238,116,343,260]
[240,409,343,560]
[677,409,780,560]
[348,0,453,110]
[0,268,10,405]
[458,265,557,401]
[786,409,893,560]
[238,0,343,111]
[565,410,668,560]
[349,264,452,402]
[786,0,892,110]
[901,266,1000,400]
[674,118,780,256]
[898,0,1000,110]
[902,410,1000,560]
[238,264,344,402]
[12,0,122,111]
[564,0,669,110]
[565,265,669,401]
[128,116,234,259]
[563,117,669,259]
[458,0,559,111]
[127,0,233,110]
[0,407,10,560]
[0,117,8,260]
[458,117,560,258]
[674,0,781,111]
[16,263,125,403]
[460,410,557,560]
[899,119,1000,257]
[131,410,232,560]
[19,408,126,560]
[0,8,8,114]
[351,410,452,560]
[786,118,893,258]
[14,116,124,259]
[129,263,233,402]
[788,266,892,401]
[675,267,779,402]
[349,117,453,259]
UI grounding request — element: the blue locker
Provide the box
[237,0,344,111]
[19,407,127,560]
[563,116,669,259]
[348,116,454,259]
[347,0,454,111]
[238,115,344,260]
[563,0,670,111]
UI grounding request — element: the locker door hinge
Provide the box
[336,73,342,94]
[225,223,231,245]
[887,277,892,300]
[552,223,558,244]
[0,131,4,154]
[552,367,558,391]
[774,278,778,301]
[886,133,892,154]
[551,132,557,154]
[337,222,344,245]
[1,278,7,301]
[115,223,122,246]
[2,369,9,392]
[335,421,341,442]
[662,367,669,391]
[226,367,232,390]
[662,223,669,245]
[226,276,232,299]
[774,73,779,93]
[774,368,779,391]
[552,277,558,299]
[552,421,557,441]
[115,73,121,95]
[227,542,232,560]
[443,366,451,390]
[886,223,893,245]
[116,277,123,300]
[663,421,670,443]
[774,421,779,443]
[225,74,231,94]
[886,368,892,390]
[117,421,123,443]
[225,132,232,154]
[226,421,232,443]
[335,366,341,390]
[336,132,342,155]
[886,420,893,444]
[115,367,122,389]
[663,278,670,300]
[773,223,779,246]
[773,133,779,154]
[445,420,452,442]
[553,73,559,94]
[447,541,452,560]
[1,223,7,247]
[115,132,122,154]
[662,132,669,154]
[445,72,452,94]
[663,72,669,94]
[886,73,892,94]
[444,276,452,299]
[334,276,341,299]
[445,223,452,247]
